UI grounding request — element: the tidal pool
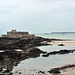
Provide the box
[13,46,75,75]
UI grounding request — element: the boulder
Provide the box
[58,44,64,46]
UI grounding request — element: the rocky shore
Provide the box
[0,37,52,74]
[0,36,75,75]
[42,49,75,57]
[0,37,52,50]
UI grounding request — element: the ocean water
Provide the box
[35,33,75,40]
[13,33,75,75]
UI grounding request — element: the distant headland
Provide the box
[51,32,75,34]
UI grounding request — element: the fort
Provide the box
[2,30,35,38]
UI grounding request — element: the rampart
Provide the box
[2,30,35,38]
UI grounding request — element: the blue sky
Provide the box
[0,0,75,34]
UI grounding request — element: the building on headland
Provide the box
[2,30,35,38]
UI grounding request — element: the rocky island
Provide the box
[0,30,52,75]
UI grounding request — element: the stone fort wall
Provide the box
[2,30,35,38]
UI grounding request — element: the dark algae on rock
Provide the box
[58,44,65,46]
[48,69,61,74]
[0,37,51,50]
[42,49,75,57]
[48,64,75,74]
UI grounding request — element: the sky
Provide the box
[0,0,75,34]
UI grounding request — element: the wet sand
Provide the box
[13,40,75,75]
[60,67,75,75]
[49,40,75,46]
[36,40,75,75]
[48,40,75,75]
[12,40,75,75]
[36,67,75,75]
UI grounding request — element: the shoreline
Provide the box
[13,64,75,75]
[47,40,75,75]
[49,64,75,75]
[0,37,75,75]
[48,40,75,75]
[49,40,75,46]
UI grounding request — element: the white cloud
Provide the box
[0,0,75,14]
[0,0,75,33]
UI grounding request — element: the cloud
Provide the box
[0,0,75,15]
[0,0,75,33]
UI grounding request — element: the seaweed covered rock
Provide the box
[42,49,75,57]
[48,69,61,74]
[58,44,64,46]
[0,37,51,50]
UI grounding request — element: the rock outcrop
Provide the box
[0,37,51,50]
[42,49,75,57]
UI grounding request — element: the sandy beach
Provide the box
[60,67,75,75]
[49,40,75,46]
[13,40,75,75]
[48,40,75,75]
[35,67,75,75]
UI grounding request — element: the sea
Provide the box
[13,33,75,75]
[36,33,75,40]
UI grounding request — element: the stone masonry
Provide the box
[2,30,35,38]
